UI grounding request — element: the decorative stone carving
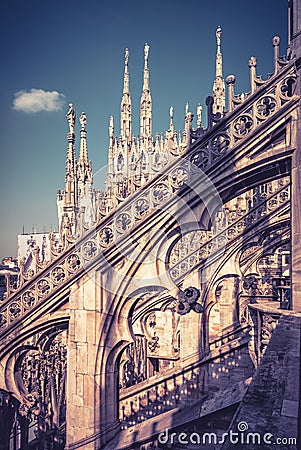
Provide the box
[0,53,296,337]
[12,331,67,446]
[176,286,203,315]
[168,182,290,282]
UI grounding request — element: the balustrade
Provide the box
[119,328,250,428]
[169,182,290,282]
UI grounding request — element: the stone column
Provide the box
[65,273,101,449]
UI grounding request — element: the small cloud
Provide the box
[13,88,66,113]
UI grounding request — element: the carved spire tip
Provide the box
[66,103,76,135]
[273,35,280,46]
[125,48,129,65]
[216,25,222,50]
[79,112,87,130]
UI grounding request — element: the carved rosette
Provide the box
[115,212,132,233]
[37,279,51,296]
[151,182,171,204]
[22,290,36,309]
[51,266,66,284]
[256,94,277,119]
[99,227,114,247]
[66,253,81,272]
[133,197,150,218]
[233,114,254,138]
[190,148,210,169]
[9,301,22,320]
[210,132,231,156]
[169,166,189,189]
[278,73,296,102]
[82,240,98,260]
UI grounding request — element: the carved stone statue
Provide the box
[79,112,87,131]
[66,103,76,134]
[197,103,203,127]
[216,25,222,49]
[125,48,129,65]
[144,43,149,62]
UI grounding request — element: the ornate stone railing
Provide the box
[119,327,250,428]
[0,60,297,334]
[168,182,290,282]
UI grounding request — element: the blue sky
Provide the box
[0,0,287,260]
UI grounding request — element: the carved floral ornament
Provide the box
[0,65,297,333]
[176,286,203,315]
[168,182,290,282]
[0,179,290,332]
[12,331,68,445]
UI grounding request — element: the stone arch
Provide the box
[208,274,240,342]
[2,324,67,449]
[95,285,167,442]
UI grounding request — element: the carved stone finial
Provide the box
[248,57,257,93]
[273,36,280,73]
[273,35,280,47]
[226,74,236,85]
[185,102,189,115]
[197,103,202,127]
[169,106,174,132]
[66,103,76,134]
[125,48,129,66]
[109,115,115,139]
[248,56,257,68]
[79,112,87,131]
[216,25,222,50]
[213,26,225,114]
[144,43,149,62]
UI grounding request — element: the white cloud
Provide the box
[13,88,66,113]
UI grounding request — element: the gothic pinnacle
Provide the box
[120,47,132,139]
[143,42,150,91]
[140,43,152,140]
[79,112,88,164]
[123,48,130,94]
[212,25,225,115]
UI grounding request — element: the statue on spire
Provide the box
[79,112,87,131]
[169,106,174,132]
[66,103,76,134]
[144,43,149,63]
[212,26,225,114]
[216,25,222,51]
[125,48,129,66]
[197,104,202,127]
